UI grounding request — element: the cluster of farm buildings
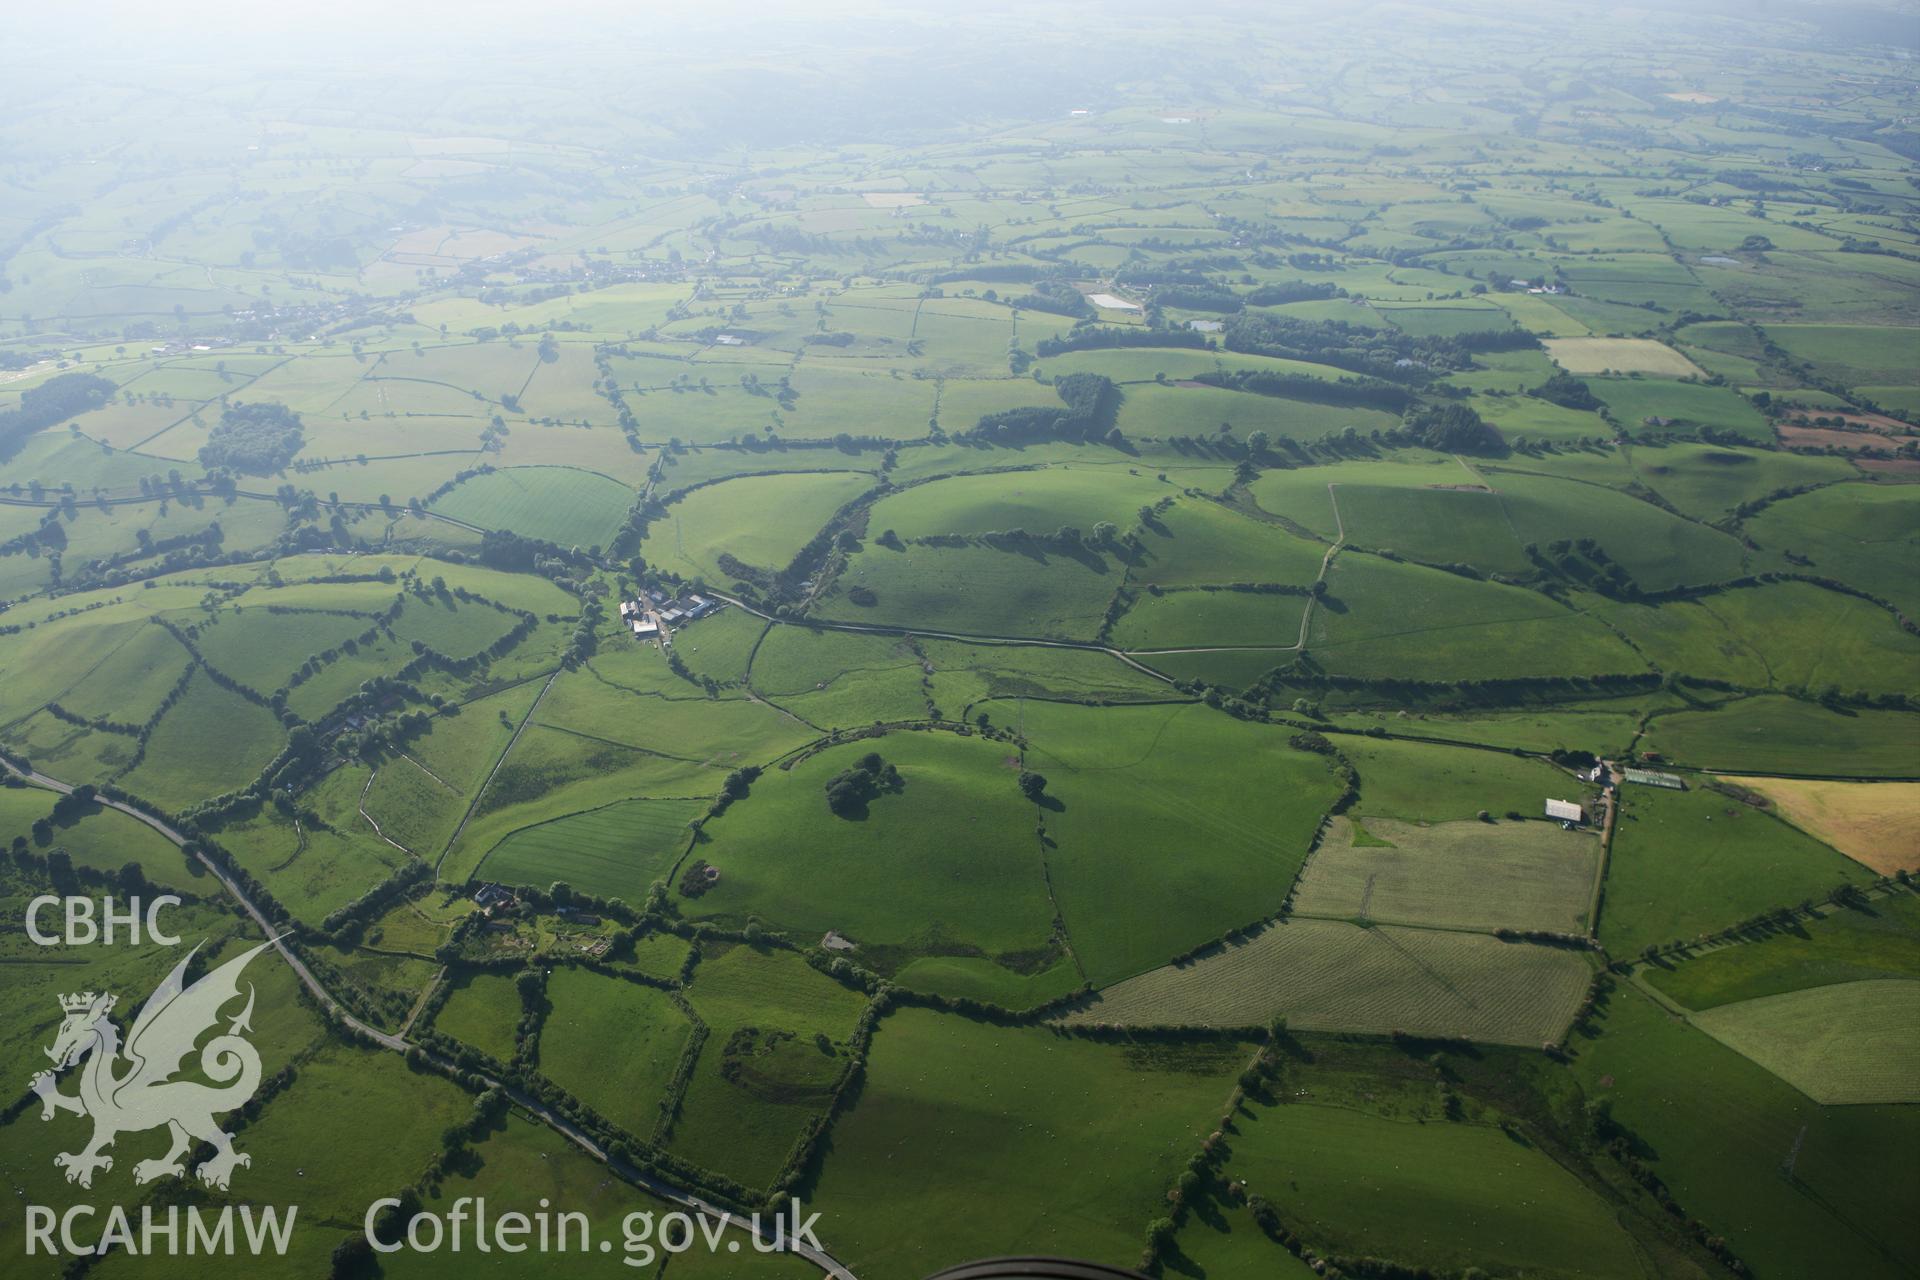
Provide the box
[618,588,722,642]
[1544,761,1686,828]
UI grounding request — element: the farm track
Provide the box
[398,750,458,792]
[1,759,857,1279]
[1297,481,1349,649]
[710,589,1286,681]
[358,767,413,854]
[398,964,446,1037]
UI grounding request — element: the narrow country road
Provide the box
[3,762,856,1279]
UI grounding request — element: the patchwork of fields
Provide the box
[0,8,1914,1279]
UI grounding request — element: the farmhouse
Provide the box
[632,619,659,637]
[1544,798,1584,825]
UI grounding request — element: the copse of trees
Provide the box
[1008,279,1094,318]
[1244,280,1346,306]
[969,372,1119,443]
[1194,368,1416,413]
[1225,312,1537,383]
[824,751,902,816]
[197,400,305,474]
[1529,371,1603,411]
[1033,327,1210,359]
[0,372,115,458]
[1402,402,1505,455]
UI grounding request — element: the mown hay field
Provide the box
[1293,816,1599,934]
[1542,336,1704,376]
[1061,917,1591,1045]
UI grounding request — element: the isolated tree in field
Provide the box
[1019,771,1048,801]
[825,752,901,816]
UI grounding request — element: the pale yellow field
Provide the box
[1726,776,1920,875]
[1543,337,1704,377]
[861,191,926,208]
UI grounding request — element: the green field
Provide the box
[1645,891,1920,1009]
[1220,1100,1645,1279]
[430,466,635,548]
[539,966,695,1140]
[430,969,524,1061]
[685,730,1064,992]
[1129,495,1328,587]
[815,539,1124,641]
[1748,481,1920,617]
[1310,553,1643,680]
[1110,587,1307,649]
[810,1007,1244,1277]
[672,943,869,1189]
[1327,697,1667,758]
[1765,323,1920,385]
[1593,377,1769,440]
[1022,701,1342,985]
[1632,442,1856,521]
[1642,696,1920,776]
[478,796,704,899]
[1601,784,1875,958]
[0,782,199,890]
[1571,985,1920,1279]
[642,470,875,581]
[117,670,288,809]
[1340,735,1585,823]
[867,466,1166,541]
[1689,978,1920,1104]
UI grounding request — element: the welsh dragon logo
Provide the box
[31,939,274,1191]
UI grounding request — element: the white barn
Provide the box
[1544,798,1584,823]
